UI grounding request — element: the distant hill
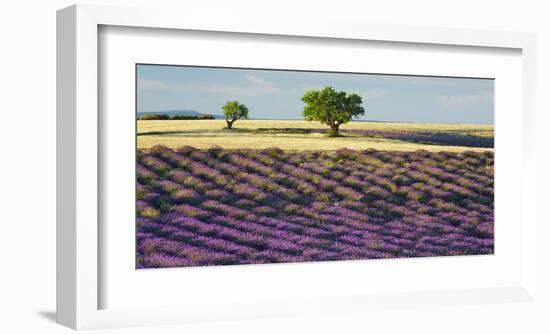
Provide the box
[138,110,224,119]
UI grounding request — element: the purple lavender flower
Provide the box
[136,148,494,269]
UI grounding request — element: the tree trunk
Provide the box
[226,120,234,129]
[329,123,340,137]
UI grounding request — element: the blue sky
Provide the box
[137,64,494,124]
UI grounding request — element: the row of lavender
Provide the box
[136,145,494,268]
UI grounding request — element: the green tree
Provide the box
[222,101,249,129]
[139,114,170,120]
[302,86,365,137]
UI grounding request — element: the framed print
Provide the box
[134,64,495,270]
[56,4,538,330]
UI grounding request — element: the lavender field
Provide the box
[136,145,494,269]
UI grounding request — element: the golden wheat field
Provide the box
[137,119,494,152]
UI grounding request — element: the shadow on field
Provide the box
[139,127,493,148]
[345,129,494,148]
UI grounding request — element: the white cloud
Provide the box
[376,75,492,88]
[402,77,459,86]
[360,88,388,100]
[204,74,280,97]
[137,74,279,97]
[437,92,492,109]
[138,78,171,91]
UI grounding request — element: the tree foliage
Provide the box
[302,86,365,136]
[222,101,249,129]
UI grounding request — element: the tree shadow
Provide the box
[344,129,494,148]
[138,126,494,148]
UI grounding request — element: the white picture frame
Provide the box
[56,3,538,330]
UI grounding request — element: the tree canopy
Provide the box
[302,86,365,136]
[222,101,249,129]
